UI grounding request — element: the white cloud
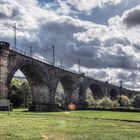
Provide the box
[0,0,140,90]
[58,0,122,14]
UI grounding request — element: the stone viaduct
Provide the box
[0,41,138,111]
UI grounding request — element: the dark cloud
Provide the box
[123,6,140,27]
[117,71,140,82]
[1,0,140,90]
[0,5,22,20]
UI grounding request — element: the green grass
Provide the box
[0,109,140,140]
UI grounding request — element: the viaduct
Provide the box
[0,41,138,111]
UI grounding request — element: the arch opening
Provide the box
[8,70,31,108]
[85,87,94,107]
[109,89,118,100]
[59,75,77,104]
[55,81,65,107]
[7,64,47,108]
[89,83,104,100]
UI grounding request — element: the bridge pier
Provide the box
[29,82,60,112]
[0,42,10,100]
[77,86,88,109]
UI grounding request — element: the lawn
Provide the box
[0,109,140,140]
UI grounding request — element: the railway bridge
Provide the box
[0,41,136,111]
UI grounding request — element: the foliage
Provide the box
[112,100,120,108]
[8,78,31,108]
[55,82,65,106]
[55,92,65,106]
[86,90,95,107]
[117,95,131,107]
[97,97,114,108]
[20,81,32,107]
[10,78,21,89]
[86,88,96,107]
[132,94,140,108]
[9,91,23,107]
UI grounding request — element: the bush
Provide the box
[97,97,114,108]
[86,96,95,107]
[112,100,120,108]
[117,95,131,107]
[132,94,140,108]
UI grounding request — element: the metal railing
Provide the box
[10,47,80,75]
[8,47,134,90]
[8,47,126,88]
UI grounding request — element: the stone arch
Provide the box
[55,81,65,106]
[7,62,49,105]
[88,83,104,100]
[85,87,94,106]
[59,74,78,104]
[8,70,32,107]
[109,88,118,100]
[7,62,47,87]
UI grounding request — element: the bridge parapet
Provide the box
[0,41,9,48]
[9,46,79,76]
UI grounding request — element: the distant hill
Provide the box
[14,76,26,81]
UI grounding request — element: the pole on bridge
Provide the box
[61,59,62,68]
[30,46,33,56]
[52,45,55,65]
[14,23,17,49]
[78,59,80,74]
[120,80,123,88]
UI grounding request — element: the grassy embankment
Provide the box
[0,109,140,140]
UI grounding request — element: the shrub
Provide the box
[112,100,120,108]
[97,97,114,108]
[86,90,95,107]
[86,96,95,107]
[117,95,131,107]
[132,94,140,108]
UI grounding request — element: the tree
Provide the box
[132,94,140,108]
[55,92,65,106]
[20,81,31,107]
[117,95,131,107]
[97,97,113,108]
[8,78,31,108]
[86,90,95,107]
[8,79,22,107]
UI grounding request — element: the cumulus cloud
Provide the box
[56,0,122,14]
[0,0,140,90]
[109,5,140,28]
[122,5,140,27]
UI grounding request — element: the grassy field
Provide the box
[0,109,140,140]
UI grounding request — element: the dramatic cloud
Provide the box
[57,0,122,14]
[0,0,140,90]
[122,5,140,27]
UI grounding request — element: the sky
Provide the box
[0,0,140,90]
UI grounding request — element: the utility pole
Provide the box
[61,59,62,68]
[13,23,17,49]
[52,45,55,65]
[78,59,80,74]
[30,46,33,56]
[120,80,123,88]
